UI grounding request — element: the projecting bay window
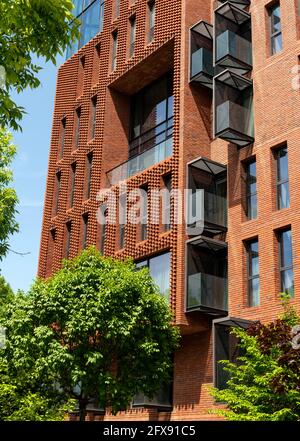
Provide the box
[136,252,171,302]
[111,31,118,71]
[148,1,155,43]
[276,146,290,210]
[245,159,257,220]
[132,384,172,410]
[246,239,259,307]
[278,228,294,297]
[189,21,213,88]
[268,2,282,55]
[129,15,136,58]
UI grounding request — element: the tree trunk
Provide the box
[78,399,87,421]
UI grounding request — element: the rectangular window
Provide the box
[119,193,126,249]
[140,187,148,241]
[246,239,260,307]
[129,16,136,58]
[162,174,172,231]
[59,118,66,159]
[100,206,107,254]
[90,96,97,139]
[115,0,120,17]
[276,146,290,210]
[70,163,76,208]
[268,2,282,55]
[75,107,81,149]
[66,221,72,258]
[148,1,155,42]
[278,228,294,296]
[54,171,61,215]
[112,31,118,71]
[86,153,93,200]
[245,160,257,220]
[82,213,89,249]
[136,252,171,301]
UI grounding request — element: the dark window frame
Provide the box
[275,145,290,210]
[278,227,294,296]
[70,162,77,208]
[245,159,257,220]
[246,239,260,307]
[129,15,136,58]
[112,30,118,71]
[268,2,282,55]
[82,213,89,249]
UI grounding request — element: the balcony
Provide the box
[190,21,214,88]
[187,157,227,235]
[107,123,173,185]
[132,384,172,410]
[215,2,252,74]
[214,70,254,147]
[186,236,228,316]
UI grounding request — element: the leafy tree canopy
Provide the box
[210,297,300,421]
[0,248,180,420]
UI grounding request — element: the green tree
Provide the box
[1,248,180,421]
[0,129,18,260]
[0,0,78,130]
[210,300,300,421]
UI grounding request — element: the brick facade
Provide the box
[38,0,300,420]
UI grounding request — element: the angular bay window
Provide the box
[268,2,282,55]
[112,31,118,71]
[129,15,136,58]
[215,1,252,74]
[214,70,254,147]
[67,0,105,58]
[245,159,257,220]
[276,146,290,210]
[190,21,213,88]
[278,228,294,296]
[148,1,155,42]
[136,252,171,301]
[246,239,259,307]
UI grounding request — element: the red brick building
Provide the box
[38,0,300,420]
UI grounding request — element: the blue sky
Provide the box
[1,55,64,292]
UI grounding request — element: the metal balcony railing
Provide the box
[216,30,252,68]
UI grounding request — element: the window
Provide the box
[70,163,76,207]
[268,2,282,55]
[112,31,118,71]
[162,174,172,231]
[140,187,148,241]
[148,1,155,42]
[246,239,260,307]
[276,146,290,210]
[82,213,89,249]
[129,16,136,58]
[278,228,294,296]
[245,160,257,220]
[129,73,173,157]
[66,221,72,258]
[74,107,81,149]
[136,252,171,301]
[54,171,61,215]
[119,193,126,249]
[86,153,93,200]
[100,206,107,254]
[115,0,120,17]
[59,118,66,159]
[90,96,97,139]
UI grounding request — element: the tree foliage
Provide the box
[0,0,78,130]
[0,248,180,420]
[210,299,300,421]
[0,129,18,260]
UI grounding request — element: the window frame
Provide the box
[129,15,136,58]
[111,30,118,71]
[245,159,257,220]
[148,1,155,43]
[268,2,282,55]
[246,239,260,307]
[275,145,290,210]
[70,162,77,208]
[278,228,294,296]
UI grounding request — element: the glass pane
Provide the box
[278,182,290,210]
[271,33,282,54]
[248,194,257,219]
[80,0,101,48]
[281,269,294,297]
[277,147,288,181]
[249,241,259,276]
[247,161,256,193]
[249,277,260,307]
[271,5,281,33]
[149,252,171,301]
[280,230,293,268]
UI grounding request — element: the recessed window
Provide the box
[119,193,126,249]
[70,163,76,208]
[278,228,294,297]
[86,153,93,200]
[275,146,290,210]
[100,205,107,254]
[112,31,118,71]
[66,221,72,258]
[245,160,257,220]
[268,2,282,55]
[115,0,120,17]
[82,213,89,249]
[90,96,97,139]
[136,251,171,301]
[129,16,136,58]
[162,174,172,231]
[148,1,155,42]
[54,171,61,215]
[246,239,260,307]
[74,107,81,149]
[59,118,66,159]
[140,187,148,241]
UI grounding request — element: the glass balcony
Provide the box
[107,137,173,185]
[190,21,214,88]
[214,70,254,147]
[132,385,172,410]
[214,2,252,74]
[187,272,228,313]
